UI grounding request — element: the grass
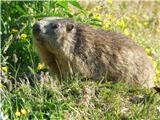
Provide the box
[1,76,160,119]
[1,0,160,119]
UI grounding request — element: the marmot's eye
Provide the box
[51,23,59,29]
[66,23,74,32]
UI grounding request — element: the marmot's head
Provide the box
[32,17,76,54]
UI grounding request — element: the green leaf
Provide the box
[57,1,68,10]
[69,1,82,9]
[15,4,26,15]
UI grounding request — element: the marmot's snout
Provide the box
[32,21,48,41]
[32,19,60,41]
[32,22,41,40]
[33,22,41,35]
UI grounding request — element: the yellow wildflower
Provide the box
[38,63,45,70]
[116,19,125,29]
[68,7,74,13]
[105,13,113,19]
[20,33,27,39]
[145,48,151,55]
[107,0,113,4]
[103,20,111,29]
[148,56,157,68]
[124,29,130,36]
[94,13,101,20]
[156,69,160,76]
[21,109,27,115]
[15,111,21,117]
[11,28,19,33]
[143,22,148,28]
[153,60,157,68]
[1,66,8,73]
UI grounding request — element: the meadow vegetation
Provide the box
[1,0,160,119]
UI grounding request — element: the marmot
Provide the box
[32,17,155,88]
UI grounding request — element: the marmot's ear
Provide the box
[66,23,74,32]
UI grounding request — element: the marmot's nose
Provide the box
[33,23,40,34]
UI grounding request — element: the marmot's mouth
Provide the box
[33,34,42,42]
[33,35,45,42]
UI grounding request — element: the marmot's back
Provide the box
[32,17,155,88]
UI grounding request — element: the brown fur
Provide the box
[32,17,155,88]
